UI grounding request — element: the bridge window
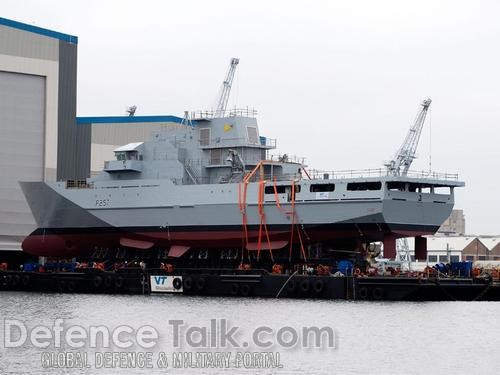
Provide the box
[347,182,381,191]
[310,184,335,192]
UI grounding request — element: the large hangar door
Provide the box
[0,71,45,250]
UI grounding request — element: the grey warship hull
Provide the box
[20,173,462,257]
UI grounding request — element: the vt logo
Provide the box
[154,276,167,285]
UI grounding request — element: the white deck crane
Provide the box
[385,98,432,268]
[214,58,239,117]
[385,98,432,176]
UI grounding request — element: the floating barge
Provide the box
[2,266,500,301]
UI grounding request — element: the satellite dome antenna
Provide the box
[126,105,137,117]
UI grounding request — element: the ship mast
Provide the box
[214,58,239,117]
[385,98,432,176]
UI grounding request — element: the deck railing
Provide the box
[307,168,460,181]
[192,107,258,119]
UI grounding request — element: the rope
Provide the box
[289,182,295,262]
[238,180,249,264]
[472,281,492,301]
[275,270,298,298]
[257,180,274,262]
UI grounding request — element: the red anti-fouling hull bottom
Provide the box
[22,224,438,257]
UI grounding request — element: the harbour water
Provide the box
[0,292,498,374]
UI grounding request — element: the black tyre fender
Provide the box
[21,274,30,287]
[93,275,103,288]
[172,277,183,290]
[57,279,66,292]
[183,276,193,290]
[372,287,383,300]
[104,275,113,289]
[66,280,76,293]
[114,276,124,289]
[12,274,21,286]
[300,279,310,293]
[358,286,369,299]
[313,279,324,293]
[230,283,240,296]
[195,277,206,291]
[240,284,251,297]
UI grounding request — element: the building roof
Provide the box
[479,237,500,251]
[0,17,77,44]
[76,115,191,125]
[407,235,500,251]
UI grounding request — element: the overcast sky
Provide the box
[3,0,500,234]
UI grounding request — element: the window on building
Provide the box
[450,255,460,263]
[479,256,487,261]
[439,255,449,262]
[465,255,474,261]
[428,255,438,263]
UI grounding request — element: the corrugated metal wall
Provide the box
[57,40,90,180]
[0,71,45,250]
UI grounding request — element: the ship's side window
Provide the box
[266,186,285,194]
[433,186,451,195]
[264,185,301,194]
[199,128,211,146]
[409,183,433,194]
[387,182,406,191]
[346,182,381,191]
[310,184,335,192]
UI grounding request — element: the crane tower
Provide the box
[215,58,239,117]
[385,98,432,268]
[385,99,432,176]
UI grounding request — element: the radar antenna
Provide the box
[385,99,432,176]
[215,58,239,117]
[126,105,137,117]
